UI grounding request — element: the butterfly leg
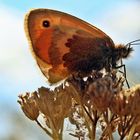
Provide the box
[115,64,130,88]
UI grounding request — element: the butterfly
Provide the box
[25,8,138,84]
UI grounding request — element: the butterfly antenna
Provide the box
[125,39,140,47]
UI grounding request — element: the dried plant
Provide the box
[18,70,140,140]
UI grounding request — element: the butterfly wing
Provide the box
[25,9,114,83]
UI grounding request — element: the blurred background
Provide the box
[0,0,140,140]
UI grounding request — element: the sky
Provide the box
[0,0,140,139]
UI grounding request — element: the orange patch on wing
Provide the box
[34,28,53,64]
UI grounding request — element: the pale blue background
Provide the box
[0,0,140,139]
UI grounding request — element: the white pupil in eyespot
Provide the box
[43,20,50,27]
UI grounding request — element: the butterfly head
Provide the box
[110,43,133,69]
[113,39,140,63]
[115,44,133,59]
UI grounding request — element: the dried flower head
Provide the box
[110,90,131,116]
[18,92,39,120]
[110,84,140,116]
[33,86,72,131]
[128,85,140,116]
[86,75,121,112]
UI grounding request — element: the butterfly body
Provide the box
[25,9,132,83]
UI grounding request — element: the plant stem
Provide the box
[35,119,52,138]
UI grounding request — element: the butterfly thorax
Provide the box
[111,44,133,68]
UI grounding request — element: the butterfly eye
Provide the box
[42,20,50,28]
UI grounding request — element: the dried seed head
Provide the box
[110,91,131,116]
[128,85,140,116]
[18,85,73,132]
[34,86,72,131]
[34,87,54,116]
[87,76,115,112]
[18,92,39,120]
[110,84,140,116]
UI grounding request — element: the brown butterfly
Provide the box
[24,8,139,84]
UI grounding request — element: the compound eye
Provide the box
[42,20,50,28]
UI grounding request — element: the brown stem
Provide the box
[35,119,52,138]
[119,116,136,140]
[83,105,94,122]
[52,132,62,140]
[92,119,97,140]
[123,116,137,140]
